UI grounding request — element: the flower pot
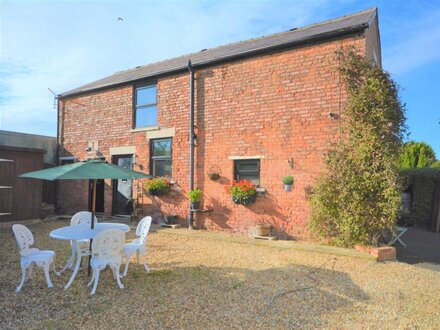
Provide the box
[284,184,292,192]
[164,215,177,225]
[231,194,256,205]
[256,223,271,236]
[190,201,200,210]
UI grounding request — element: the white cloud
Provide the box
[383,9,440,75]
[0,0,336,136]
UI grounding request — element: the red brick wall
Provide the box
[59,33,367,238]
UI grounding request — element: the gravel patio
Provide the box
[1,218,439,329]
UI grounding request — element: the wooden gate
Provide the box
[0,159,14,222]
[0,146,45,222]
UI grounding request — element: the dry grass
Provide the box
[1,219,440,329]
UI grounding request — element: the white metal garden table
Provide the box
[49,223,130,289]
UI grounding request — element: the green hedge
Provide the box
[400,168,440,229]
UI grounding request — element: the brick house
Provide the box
[57,8,381,238]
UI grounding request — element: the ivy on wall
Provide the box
[308,47,407,247]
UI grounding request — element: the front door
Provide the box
[112,155,133,215]
[88,179,105,213]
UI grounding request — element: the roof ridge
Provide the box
[112,6,377,75]
[60,7,377,97]
[113,7,377,77]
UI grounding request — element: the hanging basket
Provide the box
[147,188,166,196]
[231,194,257,205]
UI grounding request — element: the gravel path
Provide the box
[1,219,439,329]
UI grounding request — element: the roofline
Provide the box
[0,145,47,154]
[0,130,56,140]
[59,9,376,99]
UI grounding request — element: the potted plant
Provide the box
[144,177,170,196]
[225,180,257,205]
[282,175,294,192]
[207,172,220,181]
[188,188,202,210]
[256,223,271,236]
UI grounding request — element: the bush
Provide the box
[398,141,436,169]
[144,177,170,196]
[399,168,440,229]
[308,47,406,247]
[432,161,440,168]
[188,188,202,202]
[282,176,294,185]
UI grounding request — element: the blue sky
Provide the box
[1,0,439,156]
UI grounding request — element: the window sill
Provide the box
[130,126,159,133]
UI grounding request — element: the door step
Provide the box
[251,234,278,241]
[160,223,181,229]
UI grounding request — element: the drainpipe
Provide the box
[187,60,195,229]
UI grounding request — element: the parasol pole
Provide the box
[91,179,97,229]
[88,179,97,277]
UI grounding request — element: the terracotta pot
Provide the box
[256,223,271,236]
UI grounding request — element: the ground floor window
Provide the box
[234,159,260,186]
[150,138,172,177]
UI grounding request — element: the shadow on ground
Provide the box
[395,227,440,270]
[0,220,369,329]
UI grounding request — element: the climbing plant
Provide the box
[308,47,407,247]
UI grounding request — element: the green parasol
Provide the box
[20,159,152,275]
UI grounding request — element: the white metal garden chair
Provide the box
[389,226,408,248]
[12,224,60,292]
[122,216,152,277]
[60,211,98,273]
[87,228,125,295]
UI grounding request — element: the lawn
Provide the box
[1,219,439,329]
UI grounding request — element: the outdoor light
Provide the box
[328,112,339,119]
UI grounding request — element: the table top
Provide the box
[49,223,130,240]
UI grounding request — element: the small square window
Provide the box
[234,159,260,186]
[134,84,157,128]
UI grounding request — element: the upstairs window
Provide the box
[150,138,172,177]
[134,84,157,128]
[234,159,260,186]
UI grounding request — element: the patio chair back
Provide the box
[12,224,35,257]
[71,211,98,226]
[136,216,152,244]
[92,229,125,260]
